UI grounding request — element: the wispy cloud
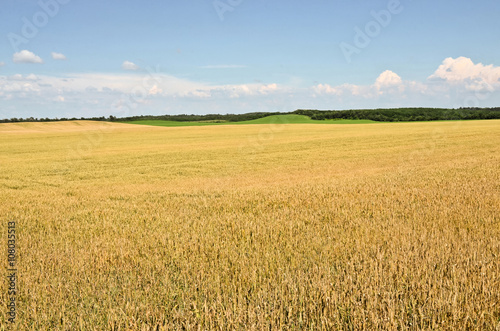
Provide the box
[1,57,499,119]
[122,61,140,71]
[13,50,43,64]
[51,52,67,60]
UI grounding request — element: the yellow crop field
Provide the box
[1,120,499,330]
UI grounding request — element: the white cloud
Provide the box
[313,59,500,102]
[148,85,162,96]
[374,70,404,95]
[186,90,212,98]
[0,62,5,67]
[429,57,500,83]
[313,70,429,103]
[313,83,362,96]
[51,52,67,60]
[5,73,39,82]
[3,81,40,93]
[0,72,209,104]
[259,83,278,94]
[8,74,24,81]
[312,83,337,95]
[13,50,43,64]
[1,56,500,119]
[179,83,283,100]
[428,57,500,92]
[374,70,403,88]
[122,61,140,71]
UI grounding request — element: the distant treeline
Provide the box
[0,112,283,123]
[1,108,500,123]
[294,108,500,122]
[115,112,284,122]
[0,116,111,123]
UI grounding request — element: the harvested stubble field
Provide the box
[0,119,499,330]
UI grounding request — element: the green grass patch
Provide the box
[120,120,220,127]
[121,115,376,127]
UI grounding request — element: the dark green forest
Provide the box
[1,107,500,124]
[293,108,500,122]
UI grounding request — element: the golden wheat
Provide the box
[0,120,499,330]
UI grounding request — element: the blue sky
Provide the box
[1,0,500,119]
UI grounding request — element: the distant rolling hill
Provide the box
[121,115,376,127]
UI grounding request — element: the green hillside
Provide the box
[123,115,375,127]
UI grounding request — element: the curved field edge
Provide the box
[120,114,376,127]
[0,120,137,133]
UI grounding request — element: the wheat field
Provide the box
[0,120,499,330]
